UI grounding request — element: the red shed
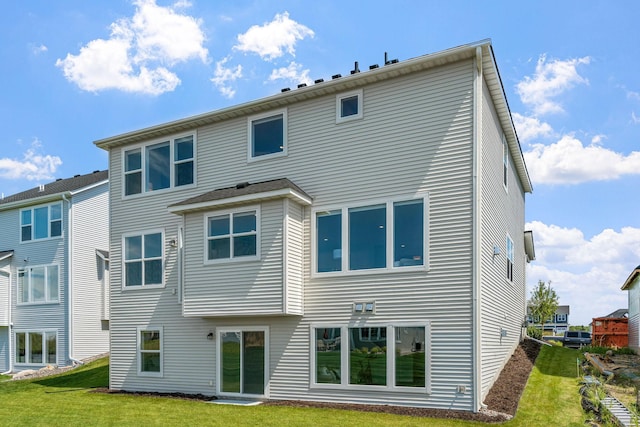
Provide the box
[592,309,629,348]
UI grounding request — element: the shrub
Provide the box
[527,326,542,340]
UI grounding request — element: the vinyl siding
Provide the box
[478,79,527,399]
[628,280,640,352]
[0,270,8,325]
[284,200,304,314]
[69,183,110,359]
[107,58,499,411]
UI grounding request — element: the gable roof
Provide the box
[0,170,108,210]
[168,178,312,214]
[94,40,532,194]
[600,308,628,318]
[0,250,14,262]
[621,265,640,290]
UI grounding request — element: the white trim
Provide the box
[247,109,288,162]
[136,326,163,377]
[311,194,429,277]
[216,326,270,398]
[120,131,197,199]
[19,201,63,243]
[14,329,58,366]
[121,229,165,290]
[203,205,260,265]
[335,89,363,123]
[16,263,60,305]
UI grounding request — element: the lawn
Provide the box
[0,345,587,426]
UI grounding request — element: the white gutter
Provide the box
[472,45,484,413]
[62,193,74,363]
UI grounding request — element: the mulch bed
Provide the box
[94,339,542,423]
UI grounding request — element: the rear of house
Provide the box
[96,40,533,412]
[0,171,109,373]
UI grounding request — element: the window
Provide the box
[15,331,56,365]
[123,134,195,196]
[506,235,514,282]
[20,203,62,242]
[556,314,567,322]
[17,264,59,304]
[336,89,363,123]
[502,133,508,189]
[248,110,287,160]
[124,231,163,287]
[206,208,259,262]
[313,324,428,391]
[138,327,162,375]
[218,328,267,396]
[313,196,427,274]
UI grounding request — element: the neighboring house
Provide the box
[0,170,109,373]
[527,305,570,334]
[95,39,534,412]
[622,265,640,352]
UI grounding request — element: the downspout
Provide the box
[472,45,484,412]
[2,268,12,374]
[62,193,73,365]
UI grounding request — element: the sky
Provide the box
[2,0,640,326]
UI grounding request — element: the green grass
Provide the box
[0,346,589,426]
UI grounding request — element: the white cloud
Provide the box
[268,61,311,86]
[30,43,48,55]
[591,134,606,144]
[56,0,208,95]
[516,55,590,115]
[526,221,640,325]
[512,112,553,143]
[523,134,640,184]
[211,56,243,98]
[234,12,314,60]
[0,139,62,181]
[632,112,640,124]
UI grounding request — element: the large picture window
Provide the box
[17,264,59,304]
[206,208,259,262]
[314,196,427,274]
[313,324,428,391]
[20,203,62,242]
[124,231,163,287]
[15,331,57,365]
[138,327,162,376]
[123,134,195,196]
[248,110,287,160]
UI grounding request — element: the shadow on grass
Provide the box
[34,362,109,389]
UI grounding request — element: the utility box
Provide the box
[592,316,628,348]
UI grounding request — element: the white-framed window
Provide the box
[556,314,567,323]
[217,326,269,397]
[313,195,427,275]
[506,234,514,282]
[205,206,260,263]
[123,230,164,288]
[17,264,59,304]
[336,89,363,123]
[137,327,163,376]
[123,134,195,196]
[248,109,287,161]
[502,133,509,190]
[15,330,57,365]
[20,202,62,242]
[312,323,430,392]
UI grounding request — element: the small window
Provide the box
[206,208,259,262]
[124,231,163,288]
[249,110,287,160]
[506,235,514,282]
[336,89,363,123]
[138,327,162,376]
[20,203,62,242]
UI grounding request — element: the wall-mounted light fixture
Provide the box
[169,238,178,248]
[207,332,214,340]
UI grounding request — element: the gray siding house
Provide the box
[95,40,534,412]
[622,265,640,352]
[0,170,110,373]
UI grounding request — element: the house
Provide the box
[592,309,628,348]
[621,265,640,352]
[0,170,110,373]
[95,39,534,412]
[527,305,570,335]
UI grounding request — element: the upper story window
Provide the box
[248,110,287,161]
[18,264,59,304]
[555,314,567,323]
[502,133,509,190]
[336,89,363,123]
[123,134,195,196]
[123,231,163,288]
[205,207,259,263]
[506,235,514,282]
[20,203,62,242]
[314,196,427,274]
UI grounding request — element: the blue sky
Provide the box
[2,0,639,326]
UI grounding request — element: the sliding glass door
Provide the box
[219,328,268,396]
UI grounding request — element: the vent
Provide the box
[235,182,250,189]
[38,184,45,192]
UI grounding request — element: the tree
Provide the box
[528,280,559,335]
